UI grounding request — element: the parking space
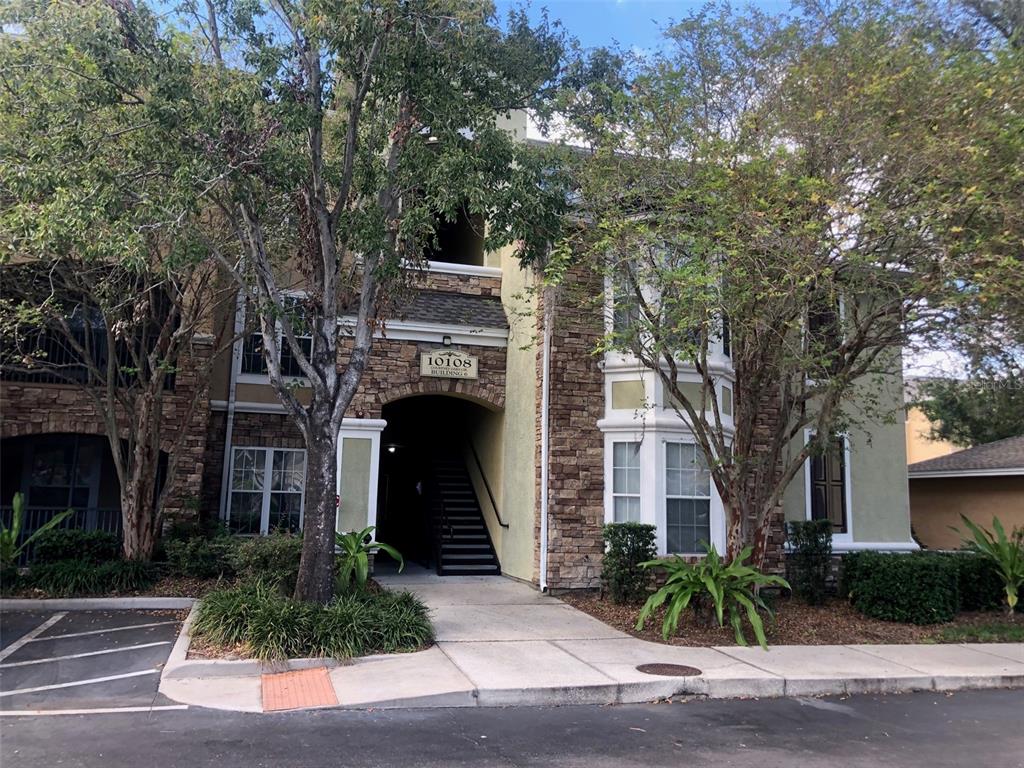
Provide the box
[0,610,186,715]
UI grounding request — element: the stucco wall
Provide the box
[485,252,540,582]
[783,366,914,545]
[905,406,960,464]
[910,475,1024,549]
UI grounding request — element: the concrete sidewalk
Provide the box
[158,570,1024,712]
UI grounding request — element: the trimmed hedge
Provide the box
[842,552,958,624]
[943,552,1004,611]
[192,580,433,659]
[785,520,833,605]
[32,529,121,565]
[601,522,657,604]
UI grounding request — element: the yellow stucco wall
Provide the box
[904,406,960,465]
[910,475,1024,549]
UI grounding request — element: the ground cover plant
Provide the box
[636,545,790,649]
[191,580,433,660]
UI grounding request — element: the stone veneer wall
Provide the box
[0,337,215,527]
[741,387,787,575]
[411,269,501,298]
[535,272,606,591]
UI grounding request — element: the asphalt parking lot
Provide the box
[0,609,186,715]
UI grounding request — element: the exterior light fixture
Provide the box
[442,335,452,347]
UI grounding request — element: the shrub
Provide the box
[842,551,958,624]
[228,533,303,593]
[957,516,1024,615]
[945,552,1004,611]
[29,559,156,597]
[192,580,433,660]
[33,529,122,565]
[1,492,72,568]
[601,522,657,604]
[165,536,237,579]
[637,545,790,649]
[785,520,833,606]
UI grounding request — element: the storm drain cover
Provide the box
[635,663,702,677]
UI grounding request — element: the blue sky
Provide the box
[494,0,793,52]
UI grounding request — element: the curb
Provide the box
[0,597,196,611]
[161,604,345,680]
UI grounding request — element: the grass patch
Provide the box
[936,621,1024,643]
[191,580,434,660]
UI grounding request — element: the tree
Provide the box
[0,1,239,560]
[917,370,1024,448]
[180,0,568,602]
[548,0,1024,567]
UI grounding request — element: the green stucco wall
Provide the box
[338,436,372,532]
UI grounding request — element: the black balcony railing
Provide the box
[0,505,122,566]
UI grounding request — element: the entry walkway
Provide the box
[158,567,1024,711]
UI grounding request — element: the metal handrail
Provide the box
[466,440,509,529]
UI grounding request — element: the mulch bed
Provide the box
[560,592,1021,646]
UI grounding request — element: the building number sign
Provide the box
[420,349,479,380]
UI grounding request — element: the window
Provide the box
[228,447,306,535]
[611,442,641,522]
[665,442,711,553]
[809,438,848,534]
[807,295,843,376]
[240,332,311,377]
[240,297,312,378]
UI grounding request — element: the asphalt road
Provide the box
[2,689,1022,768]
[0,610,182,713]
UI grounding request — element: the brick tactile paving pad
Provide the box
[261,667,338,712]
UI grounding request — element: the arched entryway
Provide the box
[376,394,503,575]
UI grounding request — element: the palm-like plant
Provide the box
[957,516,1023,616]
[1,493,73,569]
[335,526,404,593]
[636,544,790,649]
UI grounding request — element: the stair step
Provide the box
[439,564,502,575]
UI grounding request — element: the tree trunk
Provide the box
[725,502,744,561]
[120,460,158,561]
[293,426,339,604]
[749,505,778,573]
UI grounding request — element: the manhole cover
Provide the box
[635,663,702,677]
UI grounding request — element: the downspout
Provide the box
[218,292,245,521]
[538,295,552,592]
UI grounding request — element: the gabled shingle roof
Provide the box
[908,435,1024,477]
[398,290,508,329]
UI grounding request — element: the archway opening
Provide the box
[377,395,502,574]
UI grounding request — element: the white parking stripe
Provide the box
[0,613,67,663]
[0,669,157,697]
[32,620,177,641]
[0,705,188,717]
[0,641,172,668]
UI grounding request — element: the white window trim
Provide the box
[662,440,715,556]
[610,440,643,523]
[803,429,854,544]
[226,446,307,535]
[601,429,727,556]
[235,291,313,385]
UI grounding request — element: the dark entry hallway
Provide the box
[376,396,501,575]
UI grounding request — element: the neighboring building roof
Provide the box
[398,290,508,329]
[908,434,1024,478]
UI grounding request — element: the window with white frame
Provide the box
[808,436,848,534]
[240,297,312,377]
[611,442,641,522]
[228,447,306,535]
[665,442,712,553]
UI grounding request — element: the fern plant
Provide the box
[335,526,404,593]
[1,493,72,568]
[636,545,790,649]
[957,516,1024,615]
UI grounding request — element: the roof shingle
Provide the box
[397,290,508,329]
[908,434,1024,476]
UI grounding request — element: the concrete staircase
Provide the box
[430,456,501,576]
